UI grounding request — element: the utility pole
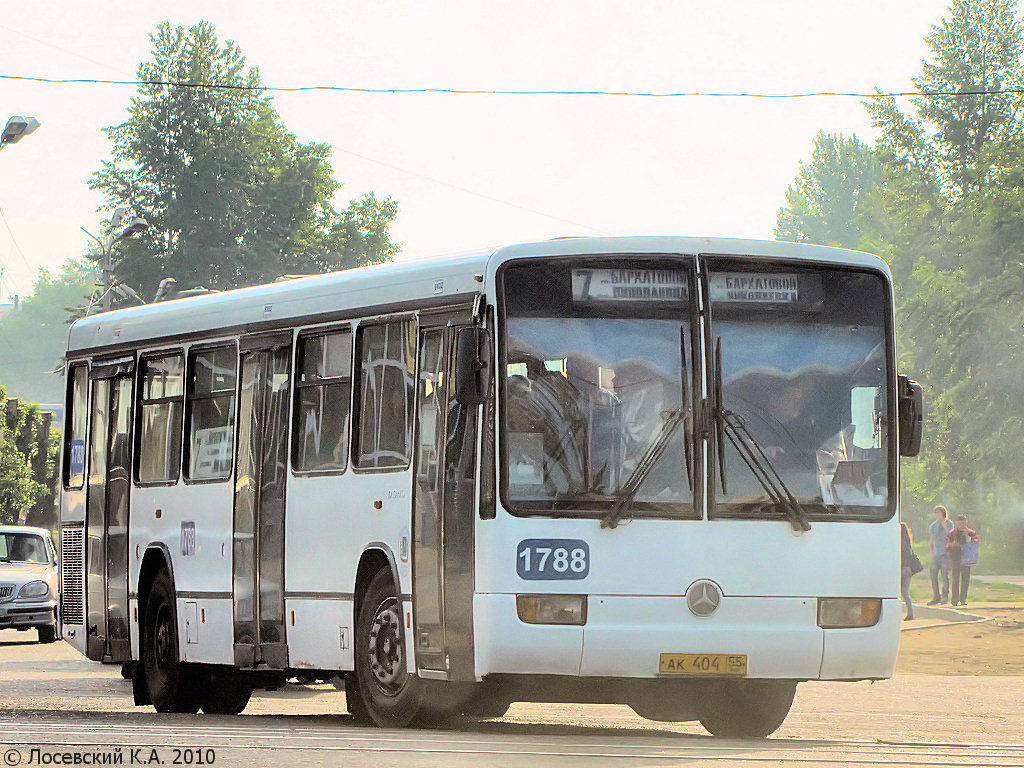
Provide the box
[81,209,149,313]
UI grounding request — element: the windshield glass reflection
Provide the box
[714,269,890,516]
[504,316,692,515]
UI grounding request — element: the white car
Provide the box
[0,525,59,643]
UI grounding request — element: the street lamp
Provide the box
[81,208,150,313]
[0,116,40,151]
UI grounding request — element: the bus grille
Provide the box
[0,585,13,600]
[60,526,85,625]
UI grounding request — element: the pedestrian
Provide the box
[946,515,980,606]
[928,505,954,605]
[900,522,921,620]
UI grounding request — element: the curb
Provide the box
[899,603,990,632]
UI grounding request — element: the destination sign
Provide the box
[709,273,800,303]
[571,269,687,303]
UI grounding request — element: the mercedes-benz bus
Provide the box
[58,236,922,736]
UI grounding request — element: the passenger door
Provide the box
[85,359,134,662]
[412,312,479,680]
[232,333,292,669]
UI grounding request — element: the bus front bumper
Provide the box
[473,594,901,681]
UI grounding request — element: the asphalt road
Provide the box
[2,628,1023,767]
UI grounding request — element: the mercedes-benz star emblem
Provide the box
[686,580,723,617]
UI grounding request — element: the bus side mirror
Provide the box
[455,326,492,406]
[897,374,923,457]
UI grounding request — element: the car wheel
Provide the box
[142,570,201,713]
[353,569,421,727]
[37,625,57,644]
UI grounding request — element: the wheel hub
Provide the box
[368,599,404,690]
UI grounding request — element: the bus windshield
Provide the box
[501,261,694,517]
[711,264,892,520]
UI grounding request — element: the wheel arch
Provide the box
[137,543,175,650]
[355,543,401,612]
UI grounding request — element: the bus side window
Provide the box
[294,329,352,473]
[186,346,237,481]
[64,363,89,489]
[137,353,185,484]
[354,319,416,469]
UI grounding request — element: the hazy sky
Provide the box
[0,0,947,301]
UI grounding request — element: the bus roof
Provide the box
[66,236,888,356]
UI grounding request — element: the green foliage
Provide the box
[0,261,94,404]
[865,0,1024,568]
[777,0,1024,571]
[775,132,881,249]
[90,22,398,301]
[0,385,50,526]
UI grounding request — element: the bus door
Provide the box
[413,315,479,680]
[85,358,134,662]
[232,332,292,669]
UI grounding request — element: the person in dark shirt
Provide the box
[946,515,980,606]
[900,522,916,620]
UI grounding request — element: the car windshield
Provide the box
[711,265,892,519]
[501,261,694,517]
[0,533,51,564]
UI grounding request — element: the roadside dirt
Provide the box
[897,606,1024,675]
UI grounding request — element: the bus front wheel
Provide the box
[697,680,797,738]
[354,569,422,727]
[142,570,201,713]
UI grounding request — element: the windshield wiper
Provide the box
[714,338,811,533]
[680,327,693,491]
[601,408,686,530]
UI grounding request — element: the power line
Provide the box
[1,72,1022,99]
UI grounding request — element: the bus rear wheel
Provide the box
[697,680,797,738]
[354,569,422,727]
[198,667,253,715]
[142,570,201,713]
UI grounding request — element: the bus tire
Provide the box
[630,696,698,723]
[342,672,370,723]
[463,696,512,719]
[142,570,201,713]
[697,680,797,738]
[354,569,421,727]
[199,667,253,715]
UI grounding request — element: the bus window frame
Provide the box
[351,314,418,475]
[495,254,703,521]
[133,348,186,488]
[291,323,354,478]
[700,254,899,525]
[62,361,90,490]
[182,341,239,486]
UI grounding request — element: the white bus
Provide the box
[58,236,922,736]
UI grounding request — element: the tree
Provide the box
[0,387,49,526]
[0,261,94,404]
[775,132,881,249]
[90,22,398,301]
[862,0,1024,569]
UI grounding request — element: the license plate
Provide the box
[659,653,747,676]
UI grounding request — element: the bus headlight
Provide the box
[17,580,50,600]
[516,594,587,625]
[817,598,882,628]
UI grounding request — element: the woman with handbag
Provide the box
[900,522,921,620]
[946,515,980,606]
